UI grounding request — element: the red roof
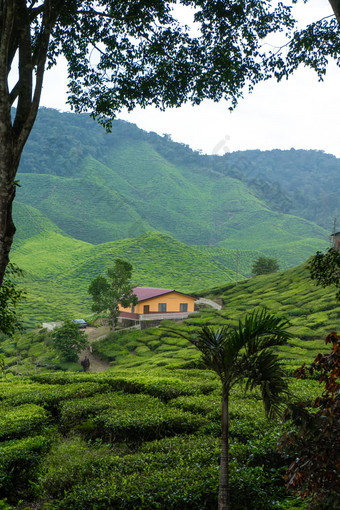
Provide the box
[132,287,174,302]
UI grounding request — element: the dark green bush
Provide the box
[59,392,206,442]
[0,435,50,500]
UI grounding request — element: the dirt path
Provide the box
[78,326,111,373]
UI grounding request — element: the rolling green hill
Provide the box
[90,262,340,372]
[11,230,239,326]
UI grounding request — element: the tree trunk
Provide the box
[218,390,230,510]
[329,0,340,26]
[0,126,18,287]
[0,179,16,287]
[0,1,62,287]
[111,317,116,331]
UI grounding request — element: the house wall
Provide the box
[119,292,195,314]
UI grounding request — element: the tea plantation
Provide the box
[0,262,338,509]
[0,367,319,509]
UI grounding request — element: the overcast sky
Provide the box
[39,0,340,158]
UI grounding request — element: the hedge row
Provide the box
[0,435,50,498]
[59,392,206,442]
[30,372,217,400]
[0,381,108,410]
[0,404,48,440]
[40,434,298,510]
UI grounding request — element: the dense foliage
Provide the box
[280,332,340,509]
[0,367,312,509]
[51,320,88,362]
[0,263,25,335]
[252,256,280,276]
[89,259,137,330]
[309,248,340,301]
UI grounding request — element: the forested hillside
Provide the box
[15,109,330,250]
[18,108,339,233]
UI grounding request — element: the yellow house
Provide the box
[119,287,195,320]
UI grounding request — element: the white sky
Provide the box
[39,0,340,158]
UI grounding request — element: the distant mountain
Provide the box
[225,149,340,230]
[15,108,329,251]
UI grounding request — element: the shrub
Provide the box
[0,381,107,411]
[0,435,50,499]
[59,392,207,442]
[0,404,48,440]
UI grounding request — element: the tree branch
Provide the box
[14,0,65,163]
[329,0,340,27]
[0,0,15,136]
[8,80,19,105]
[13,0,34,135]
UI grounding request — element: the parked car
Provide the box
[73,319,87,329]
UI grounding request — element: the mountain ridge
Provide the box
[10,108,336,325]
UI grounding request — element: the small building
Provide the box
[119,287,196,321]
[330,231,340,251]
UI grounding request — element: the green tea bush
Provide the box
[94,374,216,400]
[30,372,217,400]
[0,381,107,411]
[168,394,221,418]
[91,399,206,443]
[0,435,50,499]
[59,392,134,429]
[42,432,291,510]
[0,404,48,440]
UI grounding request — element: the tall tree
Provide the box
[175,308,292,510]
[51,319,88,362]
[0,1,339,286]
[252,256,280,276]
[88,258,137,330]
[309,248,340,301]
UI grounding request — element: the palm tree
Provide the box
[177,308,292,510]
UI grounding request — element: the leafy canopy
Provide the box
[51,320,88,362]
[0,263,26,336]
[252,256,280,276]
[88,259,137,329]
[309,248,340,301]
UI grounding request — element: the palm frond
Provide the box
[196,326,229,378]
[243,349,289,419]
[241,308,292,355]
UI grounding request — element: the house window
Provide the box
[131,305,135,313]
[180,303,188,312]
[158,303,167,312]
